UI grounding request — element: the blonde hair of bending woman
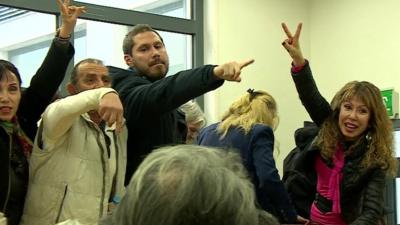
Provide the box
[217,90,279,138]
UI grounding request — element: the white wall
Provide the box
[204,0,310,173]
[204,0,400,174]
[309,0,400,102]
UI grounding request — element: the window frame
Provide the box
[0,0,204,104]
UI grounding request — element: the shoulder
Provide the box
[198,123,219,140]
[199,123,218,135]
[108,66,146,85]
[252,124,274,137]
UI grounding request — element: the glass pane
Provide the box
[75,19,192,75]
[0,6,55,87]
[395,130,400,157]
[396,178,400,223]
[159,30,192,76]
[76,0,191,19]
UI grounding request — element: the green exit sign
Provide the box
[381,88,398,118]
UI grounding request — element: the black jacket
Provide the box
[109,66,223,184]
[0,39,74,225]
[288,61,387,225]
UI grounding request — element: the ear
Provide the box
[124,54,135,67]
[67,83,77,95]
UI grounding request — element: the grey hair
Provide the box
[100,145,277,225]
[179,100,206,127]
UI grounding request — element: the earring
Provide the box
[365,132,372,148]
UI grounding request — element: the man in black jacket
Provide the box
[109,24,253,184]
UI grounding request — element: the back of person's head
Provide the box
[319,81,397,175]
[0,59,22,86]
[217,89,278,138]
[179,100,206,126]
[100,145,272,225]
[179,100,206,143]
[69,58,105,85]
[122,24,164,56]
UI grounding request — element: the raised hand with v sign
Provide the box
[281,22,305,67]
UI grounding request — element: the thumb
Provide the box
[213,65,224,77]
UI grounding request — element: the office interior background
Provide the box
[1,0,400,223]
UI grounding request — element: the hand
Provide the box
[56,0,86,38]
[98,92,124,134]
[281,22,305,67]
[297,215,310,224]
[107,202,117,215]
[213,59,254,82]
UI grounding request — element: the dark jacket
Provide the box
[282,123,319,218]
[0,39,74,225]
[108,65,224,184]
[197,123,297,223]
[289,61,387,225]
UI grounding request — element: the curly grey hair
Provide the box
[99,145,279,225]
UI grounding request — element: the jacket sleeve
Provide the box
[114,65,224,122]
[251,126,298,223]
[42,88,116,143]
[291,61,332,127]
[17,38,75,139]
[349,169,386,225]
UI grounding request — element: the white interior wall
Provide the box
[309,0,400,103]
[204,0,310,173]
[204,0,400,174]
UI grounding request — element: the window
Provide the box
[76,0,191,19]
[0,7,54,86]
[0,0,203,96]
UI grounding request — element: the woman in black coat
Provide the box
[281,22,397,225]
[0,1,85,224]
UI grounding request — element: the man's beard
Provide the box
[136,66,169,81]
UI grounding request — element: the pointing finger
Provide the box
[239,59,255,69]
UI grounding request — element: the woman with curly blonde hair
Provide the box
[281,22,397,225]
[197,90,306,224]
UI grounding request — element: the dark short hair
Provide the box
[69,58,105,85]
[0,59,22,85]
[122,24,164,56]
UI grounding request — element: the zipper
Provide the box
[95,127,107,218]
[109,131,119,199]
[86,120,108,217]
[55,185,68,223]
[2,134,12,212]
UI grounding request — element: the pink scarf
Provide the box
[328,144,345,213]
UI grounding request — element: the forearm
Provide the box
[124,65,223,115]
[29,38,74,96]
[291,61,331,126]
[43,88,116,140]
